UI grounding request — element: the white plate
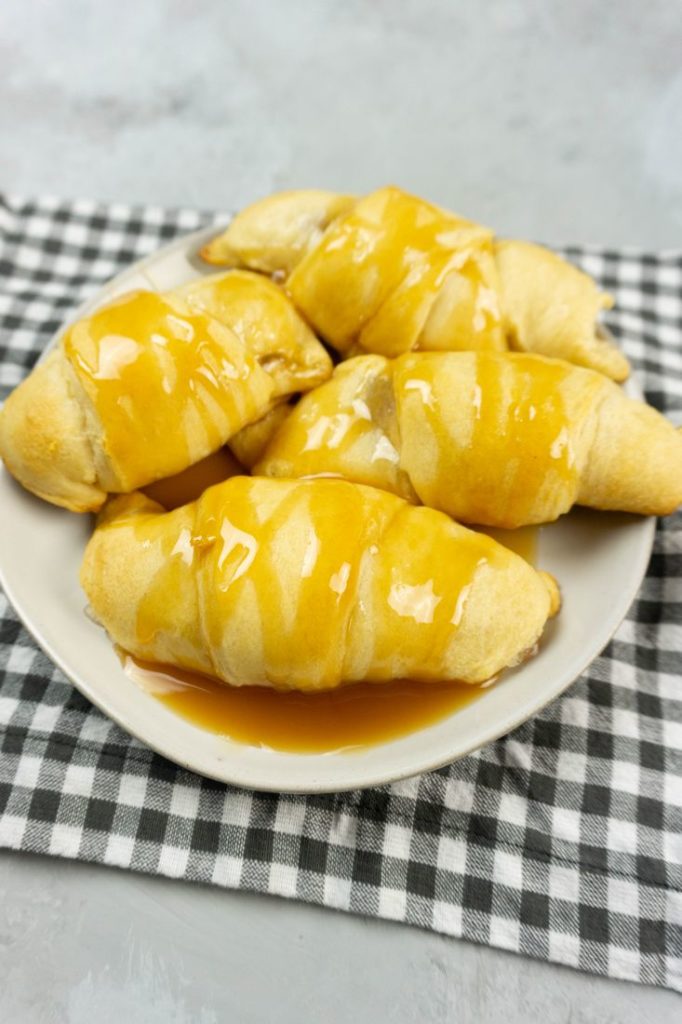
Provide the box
[0,227,655,793]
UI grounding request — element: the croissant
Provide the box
[256,352,682,529]
[81,477,560,690]
[0,273,331,512]
[201,186,629,379]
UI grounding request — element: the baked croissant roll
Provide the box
[0,290,274,511]
[256,352,682,528]
[81,477,560,690]
[201,186,629,379]
[204,186,506,357]
[0,273,332,512]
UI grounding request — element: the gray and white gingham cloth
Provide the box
[0,194,680,991]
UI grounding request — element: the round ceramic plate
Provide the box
[0,227,655,793]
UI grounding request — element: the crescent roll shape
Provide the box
[256,352,682,528]
[0,291,274,512]
[205,186,504,357]
[0,273,332,512]
[81,477,560,690]
[202,186,628,379]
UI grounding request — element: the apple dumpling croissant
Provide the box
[201,186,629,380]
[81,477,560,690]
[0,274,331,512]
[204,186,505,357]
[256,352,682,528]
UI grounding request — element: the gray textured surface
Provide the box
[1,1,680,1020]
[2,0,682,245]
[1,850,680,1024]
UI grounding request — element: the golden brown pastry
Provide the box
[495,241,629,382]
[255,355,417,501]
[0,272,333,512]
[257,352,682,528]
[81,477,560,690]
[204,186,504,355]
[0,291,275,512]
[177,269,332,398]
[203,190,356,276]
[202,186,628,378]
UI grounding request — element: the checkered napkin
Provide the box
[0,194,680,991]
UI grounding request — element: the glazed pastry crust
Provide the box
[0,291,275,511]
[0,273,333,512]
[257,352,682,528]
[202,187,630,380]
[81,478,560,691]
[177,270,332,399]
[255,355,418,501]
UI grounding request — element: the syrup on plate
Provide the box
[123,654,485,753]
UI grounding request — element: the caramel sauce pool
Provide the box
[132,462,538,753]
[124,655,486,753]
